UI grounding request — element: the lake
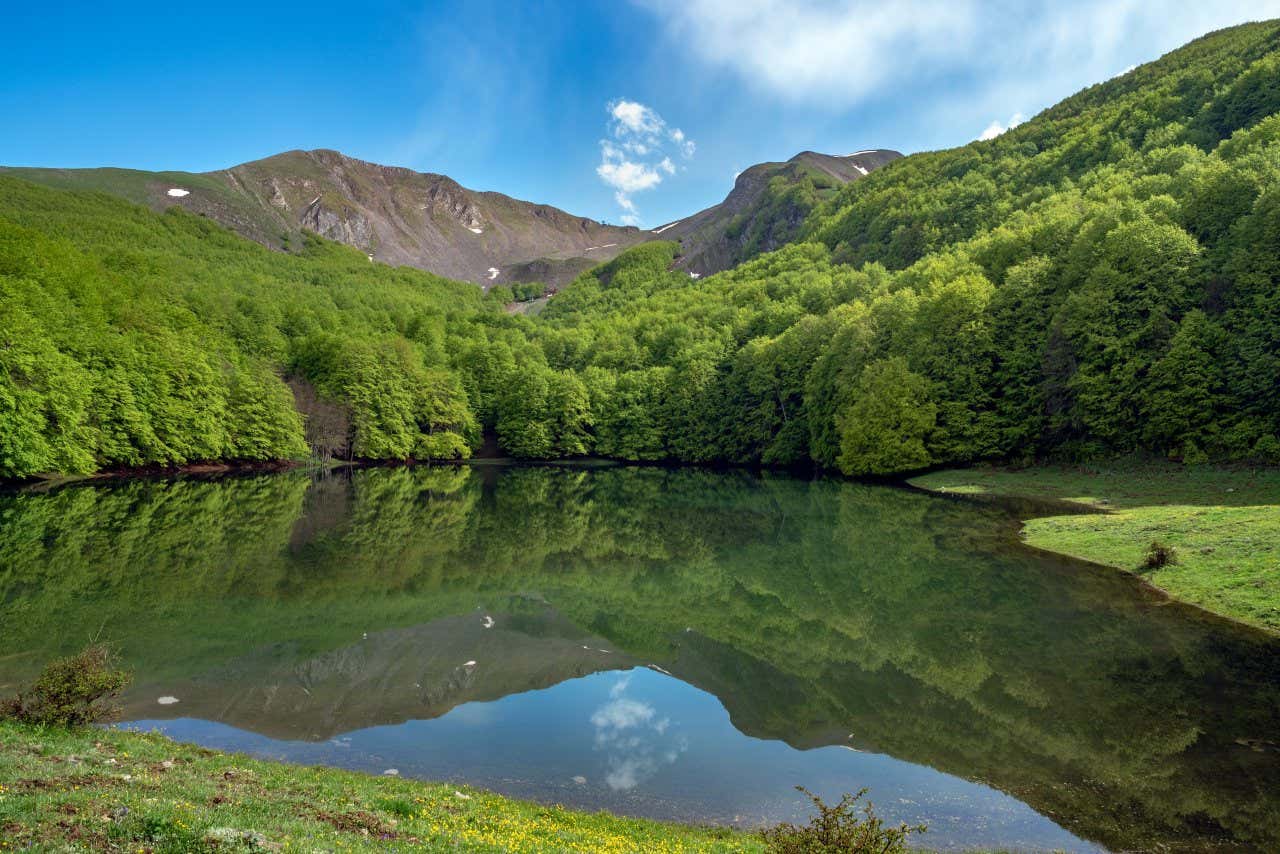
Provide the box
[2,464,1278,851]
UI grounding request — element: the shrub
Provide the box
[1180,441,1210,466]
[511,281,545,302]
[1141,541,1179,572]
[1253,434,1280,464]
[2,644,131,726]
[762,787,926,853]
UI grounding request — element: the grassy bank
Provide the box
[0,721,760,852]
[910,462,1280,633]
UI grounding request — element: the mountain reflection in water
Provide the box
[1,464,1277,851]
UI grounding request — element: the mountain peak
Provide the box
[654,147,902,276]
[1,144,899,287]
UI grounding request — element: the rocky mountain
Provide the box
[1,146,898,288]
[122,607,637,741]
[652,149,902,276]
[3,149,647,289]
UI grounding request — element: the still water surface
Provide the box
[2,464,1278,851]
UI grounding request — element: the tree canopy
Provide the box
[4,21,1280,478]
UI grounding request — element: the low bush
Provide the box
[761,787,926,853]
[1141,541,1179,571]
[1,644,131,726]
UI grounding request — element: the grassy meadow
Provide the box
[0,721,760,853]
[912,462,1280,633]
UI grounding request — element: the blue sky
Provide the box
[4,1,1279,227]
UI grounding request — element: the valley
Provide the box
[3,11,1280,854]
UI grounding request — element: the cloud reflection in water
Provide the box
[590,672,687,791]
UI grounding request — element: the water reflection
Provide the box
[591,674,687,791]
[1,465,1278,851]
[129,669,1100,852]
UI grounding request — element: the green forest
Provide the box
[4,20,1280,479]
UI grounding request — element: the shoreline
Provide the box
[910,462,1280,636]
[0,720,760,852]
[10,454,1277,637]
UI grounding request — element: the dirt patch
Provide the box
[55,820,100,843]
[14,774,107,791]
[314,809,396,838]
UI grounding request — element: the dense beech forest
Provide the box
[3,21,1280,479]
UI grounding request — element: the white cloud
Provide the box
[598,160,663,194]
[632,0,1280,112]
[611,99,665,136]
[633,0,973,106]
[591,697,656,731]
[608,674,632,699]
[589,678,687,792]
[670,128,696,158]
[977,112,1025,141]
[597,99,696,227]
[604,757,648,791]
[613,193,642,226]
[977,121,1005,142]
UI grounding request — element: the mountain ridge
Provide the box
[1,149,649,289]
[1,145,901,286]
[656,148,902,275]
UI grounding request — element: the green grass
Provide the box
[911,462,1280,633]
[0,720,760,853]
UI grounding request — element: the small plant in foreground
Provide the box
[1,643,131,726]
[1141,541,1179,572]
[375,797,418,819]
[761,787,926,853]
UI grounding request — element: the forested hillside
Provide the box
[0,179,533,477]
[656,149,901,277]
[508,21,1280,473]
[3,21,1280,479]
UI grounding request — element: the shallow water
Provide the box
[2,464,1278,851]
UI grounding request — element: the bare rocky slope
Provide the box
[3,150,647,289]
[2,146,900,287]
